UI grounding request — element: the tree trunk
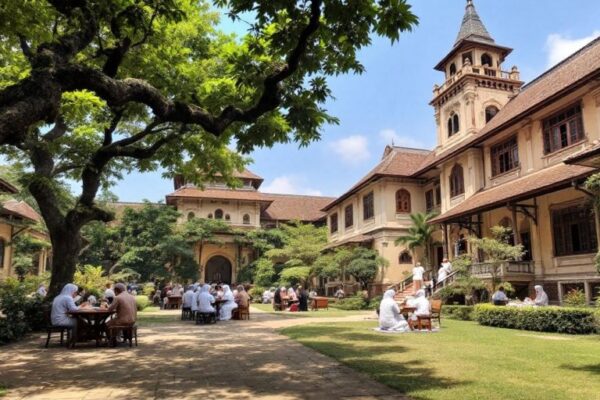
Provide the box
[47,227,83,298]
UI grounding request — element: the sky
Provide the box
[111,0,600,202]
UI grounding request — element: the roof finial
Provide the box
[467,0,473,6]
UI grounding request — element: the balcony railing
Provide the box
[434,64,521,96]
[470,261,534,277]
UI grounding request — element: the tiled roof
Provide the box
[1,200,42,222]
[166,187,272,203]
[0,178,18,194]
[420,36,600,175]
[323,146,431,211]
[261,193,336,222]
[455,0,494,46]
[217,168,263,182]
[322,234,374,251]
[429,163,595,224]
[564,141,600,167]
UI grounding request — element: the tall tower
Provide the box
[431,0,523,151]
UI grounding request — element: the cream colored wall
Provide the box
[0,223,12,279]
[176,198,261,228]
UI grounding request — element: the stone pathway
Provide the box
[0,307,408,400]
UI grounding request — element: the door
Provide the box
[205,256,233,284]
[520,232,532,261]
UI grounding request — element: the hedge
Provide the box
[442,305,474,321]
[474,304,599,334]
[135,295,150,311]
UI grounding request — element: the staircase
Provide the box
[394,282,414,304]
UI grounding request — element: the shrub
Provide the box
[135,295,150,311]
[332,294,370,310]
[563,288,586,307]
[142,283,155,297]
[442,305,475,321]
[248,286,266,302]
[368,295,383,311]
[0,280,46,344]
[474,304,597,334]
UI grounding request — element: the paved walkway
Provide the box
[0,308,408,400]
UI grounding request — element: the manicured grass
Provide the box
[137,307,180,325]
[281,319,600,400]
[251,303,373,318]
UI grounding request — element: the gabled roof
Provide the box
[455,0,494,46]
[218,168,263,182]
[261,193,335,222]
[421,36,600,175]
[166,187,272,204]
[429,163,595,224]
[0,178,18,194]
[322,146,431,211]
[1,200,42,222]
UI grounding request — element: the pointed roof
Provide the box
[455,0,494,46]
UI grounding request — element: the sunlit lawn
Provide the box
[137,306,180,325]
[281,319,600,400]
[251,303,374,318]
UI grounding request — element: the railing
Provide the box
[397,274,413,293]
[433,270,459,293]
[434,64,520,96]
[470,261,534,277]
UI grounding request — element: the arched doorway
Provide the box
[205,255,232,284]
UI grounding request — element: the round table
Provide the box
[68,308,115,347]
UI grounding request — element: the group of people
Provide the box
[267,286,311,312]
[50,282,137,343]
[411,258,453,293]
[492,284,549,307]
[180,283,250,321]
[379,288,431,332]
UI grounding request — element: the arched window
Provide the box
[449,63,457,76]
[214,209,223,219]
[399,251,412,264]
[395,189,411,213]
[225,214,231,221]
[243,214,250,225]
[448,112,460,137]
[207,213,213,219]
[187,212,195,221]
[485,106,499,123]
[449,164,465,197]
[481,53,492,66]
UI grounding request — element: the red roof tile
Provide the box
[0,178,18,194]
[261,193,336,222]
[429,163,595,223]
[166,187,272,203]
[1,200,42,222]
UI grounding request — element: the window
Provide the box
[243,214,250,225]
[396,189,411,213]
[187,212,195,221]
[0,239,4,268]
[399,251,412,264]
[207,213,213,219]
[225,214,231,221]
[543,103,584,154]
[491,136,519,176]
[462,52,472,65]
[435,185,442,205]
[330,213,339,234]
[425,190,434,212]
[449,63,457,76]
[215,209,223,219]
[449,164,464,197]
[481,53,492,66]
[485,105,499,123]
[448,112,460,136]
[552,204,597,256]
[363,192,374,220]
[344,205,353,228]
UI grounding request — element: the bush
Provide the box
[563,288,586,307]
[332,294,371,310]
[0,280,45,344]
[142,283,155,297]
[135,295,150,311]
[249,286,266,302]
[474,304,598,334]
[368,295,383,311]
[442,305,475,321]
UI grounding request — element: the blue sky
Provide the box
[111,0,600,202]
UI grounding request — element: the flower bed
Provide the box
[474,304,599,334]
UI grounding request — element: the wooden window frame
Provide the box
[449,164,465,198]
[491,136,519,176]
[214,209,224,219]
[330,213,339,234]
[243,214,250,225]
[399,251,413,264]
[542,103,584,155]
[395,189,411,213]
[363,192,374,221]
[425,190,434,212]
[344,204,353,228]
[551,203,597,257]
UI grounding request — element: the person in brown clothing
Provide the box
[107,283,137,328]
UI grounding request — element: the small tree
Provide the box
[395,212,437,268]
[469,226,524,292]
[346,247,388,290]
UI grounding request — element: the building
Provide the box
[323,0,600,303]
[165,169,334,284]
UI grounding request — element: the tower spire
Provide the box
[455,0,494,46]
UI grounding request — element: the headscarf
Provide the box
[415,289,425,298]
[383,289,396,300]
[222,284,234,302]
[534,285,549,306]
[414,289,430,316]
[60,283,79,297]
[200,284,210,293]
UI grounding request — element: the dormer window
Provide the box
[449,164,465,197]
[485,105,499,123]
[449,63,457,76]
[448,112,460,137]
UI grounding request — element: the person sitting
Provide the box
[408,289,430,330]
[280,286,288,308]
[288,286,298,303]
[298,287,309,312]
[182,286,195,311]
[273,287,283,311]
[152,288,162,307]
[309,288,317,298]
[107,283,137,329]
[85,293,98,307]
[235,285,251,308]
[197,284,216,320]
[262,288,272,304]
[334,287,345,300]
[492,286,509,306]
[37,284,47,298]
[219,285,238,321]
[51,284,80,333]
[104,283,115,305]
[531,285,549,306]
[378,289,409,332]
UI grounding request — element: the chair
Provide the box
[107,324,138,347]
[416,315,432,331]
[181,307,193,321]
[195,311,217,325]
[45,324,73,348]
[236,305,250,320]
[430,299,442,327]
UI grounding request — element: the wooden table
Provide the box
[68,308,115,347]
[213,298,226,317]
[167,295,182,309]
[310,297,329,311]
[400,306,416,320]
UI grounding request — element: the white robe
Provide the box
[182,290,195,308]
[378,290,409,331]
[411,291,430,321]
[437,266,448,283]
[219,285,238,320]
[51,284,79,327]
[198,285,216,313]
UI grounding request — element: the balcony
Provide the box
[433,63,521,99]
[470,260,534,281]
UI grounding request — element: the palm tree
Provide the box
[395,212,438,269]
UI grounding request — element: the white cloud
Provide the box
[546,31,600,68]
[379,128,426,149]
[329,135,370,165]
[262,175,323,196]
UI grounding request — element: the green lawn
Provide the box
[281,320,600,400]
[137,306,180,325]
[251,303,373,318]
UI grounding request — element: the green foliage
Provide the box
[474,304,598,335]
[10,233,51,279]
[0,280,45,344]
[563,289,587,307]
[73,265,107,297]
[442,305,475,321]
[254,258,276,287]
[332,294,371,310]
[248,286,266,302]
[135,295,150,311]
[279,266,311,287]
[395,212,438,267]
[142,283,156,297]
[346,247,388,290]
[437,275,487,304]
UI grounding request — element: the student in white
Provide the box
[378,289,409,332]
[412,262,425,293]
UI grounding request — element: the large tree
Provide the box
[0,0,417,296]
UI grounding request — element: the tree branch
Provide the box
[42,115,67,141]
[103,110,123,146]
[17,35,33,62]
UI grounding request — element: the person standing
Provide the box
[412,262,425,293]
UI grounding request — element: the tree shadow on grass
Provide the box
[561,363,600,375]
